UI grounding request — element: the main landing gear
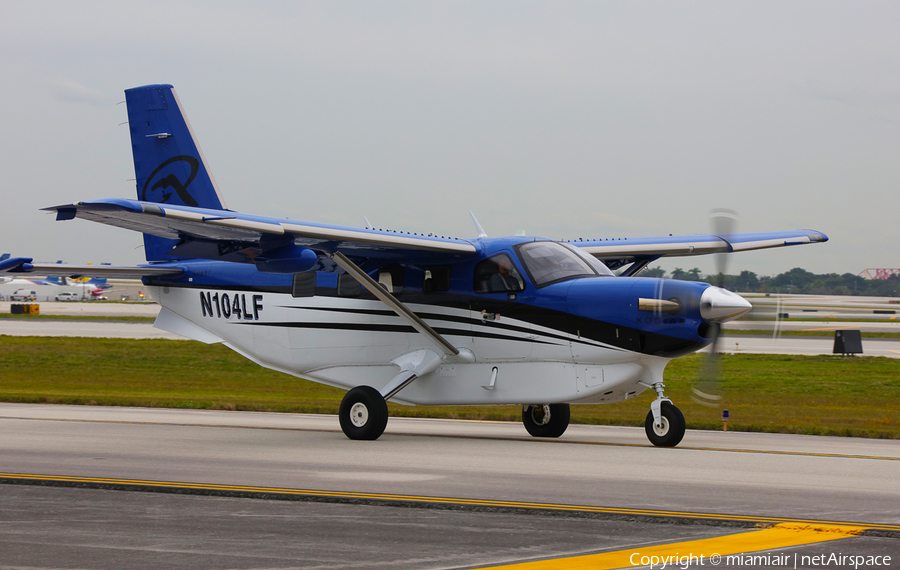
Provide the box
[339,386,389,440]
[338,349,445,440]
[522,404,570,438]
[643,381,685,447]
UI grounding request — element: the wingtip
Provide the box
[808,230,829,243]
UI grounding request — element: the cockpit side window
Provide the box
[516,241,599,287]
[474,253,525,293]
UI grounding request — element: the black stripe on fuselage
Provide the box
[235,320,560,346]
[163,283,705,357]
[278,305,577,347]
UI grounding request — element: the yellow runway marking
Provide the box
[2,473,899,534]
[479,523,866,569]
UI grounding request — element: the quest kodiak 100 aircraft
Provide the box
[0,84,827,445]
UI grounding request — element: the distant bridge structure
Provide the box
[858,268,900,279]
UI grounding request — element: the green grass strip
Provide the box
[1,337,898,439]
[0,314,156,322]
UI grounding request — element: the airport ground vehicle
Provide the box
[10,289,37,302]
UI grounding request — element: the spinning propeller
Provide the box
[692,208,740,407]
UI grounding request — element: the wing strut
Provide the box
[327,251,460,356]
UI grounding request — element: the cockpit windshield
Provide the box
[516,241,613,287]
[563,242,616,277]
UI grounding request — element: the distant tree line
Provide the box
[641,266,900,297]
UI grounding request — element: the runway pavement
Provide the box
[1,404,898,569]
[711,334,900,358]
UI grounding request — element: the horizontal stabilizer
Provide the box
[0,257,34,273]
[0,255,183,279]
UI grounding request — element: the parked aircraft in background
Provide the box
[42,275,111,289]
[0,277,105,301]
[0,84,827,445]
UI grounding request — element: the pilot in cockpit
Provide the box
[489,258,521,291]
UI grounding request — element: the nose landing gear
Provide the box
[643,382,685,447]
[645,401,685,447]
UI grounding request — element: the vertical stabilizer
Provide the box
[125,84,227,260]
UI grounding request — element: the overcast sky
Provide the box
[2,1,898,278]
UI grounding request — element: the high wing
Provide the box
[39,198,478,270]
[24,199,828,278]
[567,230,828,274]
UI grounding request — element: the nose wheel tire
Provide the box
[522,403,570,438]
[644,401,685,447]
[339,386,389,440]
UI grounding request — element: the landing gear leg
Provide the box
[339,386,389,440]
[522,404,570,438]
[643,382,685,447]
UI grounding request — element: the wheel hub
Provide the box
[531,405,551,426]
[651,416,670,437]
[349,402,369,428]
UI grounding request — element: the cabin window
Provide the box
[423,265,451,293]
[292,272,316,297]
[377,267,404,294]
[337,273,361,297]
[474,254,524,293]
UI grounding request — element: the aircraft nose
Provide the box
[699,286,751,323]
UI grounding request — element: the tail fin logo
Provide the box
[141,155,200,207]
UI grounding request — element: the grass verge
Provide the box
[1,336,898,438]
[0,314,156,322]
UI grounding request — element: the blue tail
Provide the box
[125,84,228,261]
[83,278,110,289]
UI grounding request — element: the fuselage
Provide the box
[145,237,722,406]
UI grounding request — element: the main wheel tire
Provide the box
[522,403,570,438]
[339,386,389,440]
[644,401,685,447]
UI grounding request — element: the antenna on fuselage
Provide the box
[364,216,373,230]
[469,211,488,238]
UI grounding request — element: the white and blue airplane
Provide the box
[1,84,828,445]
